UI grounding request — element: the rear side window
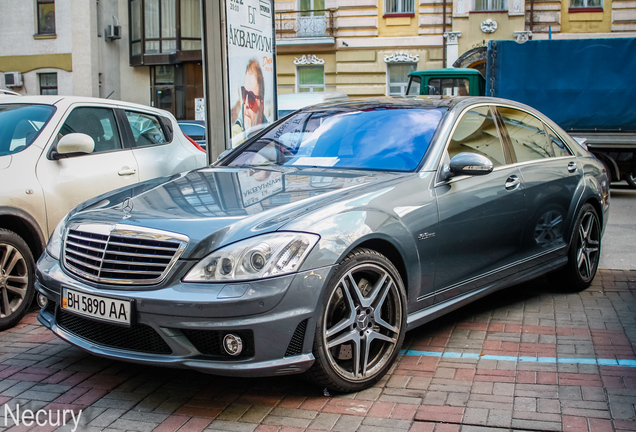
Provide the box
[497,107,563,162]
[125,111,167,147]
[448,106,506,167]
[59,107,122,153]
[0,104,55,156]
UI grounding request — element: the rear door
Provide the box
[494,105,582,262]
[431,105,527,302]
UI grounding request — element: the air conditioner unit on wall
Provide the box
[4,72,23,88]
[105,24,122,41]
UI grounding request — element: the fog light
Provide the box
[223,334,243,356]
[37,294,48,308]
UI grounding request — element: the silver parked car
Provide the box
[36,97,609,392]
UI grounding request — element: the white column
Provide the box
[444,32,462,68]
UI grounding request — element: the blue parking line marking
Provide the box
[401,350,636,368]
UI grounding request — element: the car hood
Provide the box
[66,166,399,259]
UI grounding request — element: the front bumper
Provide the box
[36,251,334,377]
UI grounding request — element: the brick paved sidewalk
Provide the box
[1,269,635,432]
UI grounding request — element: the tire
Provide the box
[305,248,407,393]
[625,172,636,189]
[0,229,35,331]
[549,204,601,292]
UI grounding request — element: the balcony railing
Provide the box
[275,9,336,39]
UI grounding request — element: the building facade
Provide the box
[0,0,203,120]
[274,0,636,97]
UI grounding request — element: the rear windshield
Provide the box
[226,107,446,172]
[0,104,56,156]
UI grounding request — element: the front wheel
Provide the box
[550,204,601,292]
[0,229,35,330]
[305,248,406,393]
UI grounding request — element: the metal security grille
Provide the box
[63,225,187,285]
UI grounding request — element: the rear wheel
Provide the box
[550,204,601,292]
[305,249,406,393]
[0,229,35,330]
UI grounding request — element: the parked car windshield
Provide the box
[226,107,446,172]
[0,104,56,156]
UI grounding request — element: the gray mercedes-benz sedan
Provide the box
[36,97,609,392]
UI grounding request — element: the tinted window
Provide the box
[0,104,55,156]
[448,106,506,166]
[227,107,446,172]
[59,107,122,153]
[497,107,553,162]
[180,124,205,139]
[547,128,572,158]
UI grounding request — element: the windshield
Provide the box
[226,107,445,172]
[0,104,56,156]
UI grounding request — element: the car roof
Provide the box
[295,96,461,112]
[408,68,485,78]
[0,95,170,116]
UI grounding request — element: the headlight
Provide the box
[183,232,319,282]
[46,217,68,260]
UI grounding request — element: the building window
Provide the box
[39,73,58,95]
[569,0,601,8]
[387,63,416,96]
[385,0,415,14]
[474,0,507,11]
[297,66,324,93]
[37,0,56,35]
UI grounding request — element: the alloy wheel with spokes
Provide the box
[575,209,600,283]
[306,248,406,392]
[0,229,35,330]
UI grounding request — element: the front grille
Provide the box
[182,329,254,359]
[57,309,172,354]
[62,225,187,285]
[285,319,308,357]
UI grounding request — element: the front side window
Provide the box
[0,104,56,156]
[226,107,446,172]
[448,106,506,166]
[497,107,555,162]
[59,108,122,154]
[385,0,415,14]
[37,0,56,35]
[474,0,507,11]
[125,111,167,147]
[39,73,58,95]
[570,0,601,7]
[297,66,324,93]
[388,63,417,96]
[406,75,421,95]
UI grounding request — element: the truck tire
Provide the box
[0,229,36,331]
[625,173,636,189]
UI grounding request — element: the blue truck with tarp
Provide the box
[406,37,636,188]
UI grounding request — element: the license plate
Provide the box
[62,288,132,325]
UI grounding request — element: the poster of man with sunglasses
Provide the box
[227,0,276,145]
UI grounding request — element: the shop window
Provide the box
[388,63,416,96]
[37,0,56,35]
[39,73,58,95]
[297,66,324,93]
[385,0,415,14]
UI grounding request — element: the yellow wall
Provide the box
[561,0,613,32]
[378,0,419,37]
[0,54,73,73]
[453,14,526,54]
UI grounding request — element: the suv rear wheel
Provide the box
[0,229,35,330]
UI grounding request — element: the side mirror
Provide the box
[443,152,494,180]
[57,133,95,156]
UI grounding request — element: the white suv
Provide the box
[0,96,207,329]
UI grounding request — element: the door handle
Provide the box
[505,175,520,191]
[567,162,577,173]
[118,167,137,176]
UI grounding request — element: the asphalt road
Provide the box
[599,183,636,271]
